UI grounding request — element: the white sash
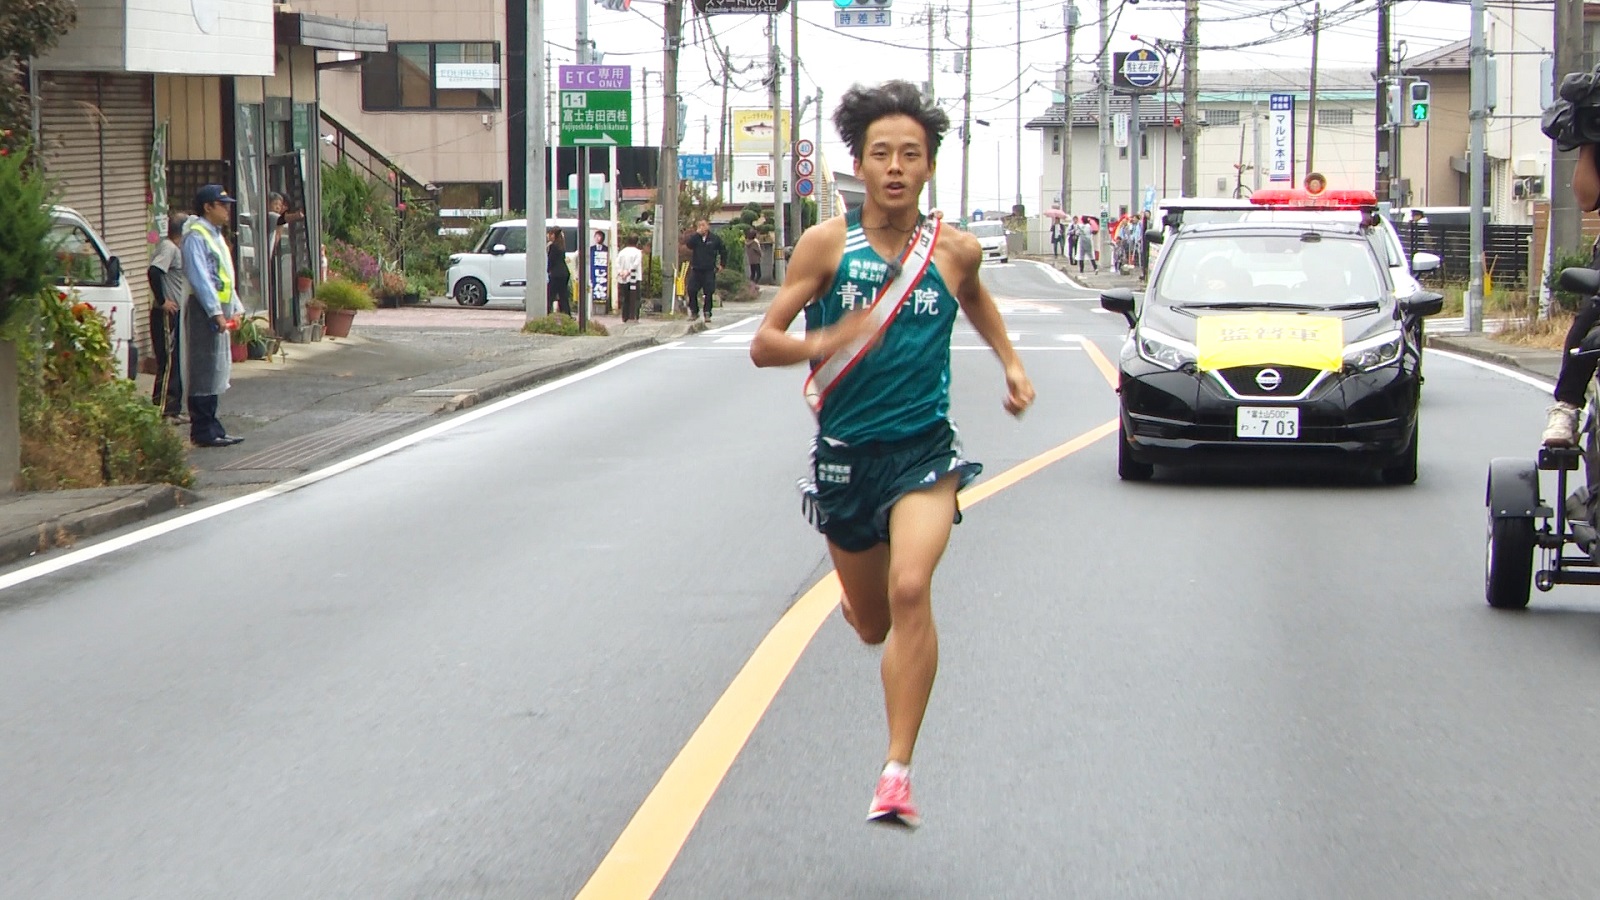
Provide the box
[804,216,942,416]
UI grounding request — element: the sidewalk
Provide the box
[1425,331,1561,382]
[0,290,774,569]
[1020,252,1145,292]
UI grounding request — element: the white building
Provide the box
[1026,69,1379,219]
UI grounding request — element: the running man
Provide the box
[749,81,1034,829]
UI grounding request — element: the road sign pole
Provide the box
[526,0,548,326]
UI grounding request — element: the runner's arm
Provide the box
[750,221,872,368]
[950,231,1035,416]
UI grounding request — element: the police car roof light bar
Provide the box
[1249,187,1379,211]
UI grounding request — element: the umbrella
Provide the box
[1043,207,1071,220]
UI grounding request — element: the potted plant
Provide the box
[314,277,376,338]
[374,270,407,308]
[295,267,314,296]
[233,313,272,360]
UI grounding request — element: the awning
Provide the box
[276,12,387,53]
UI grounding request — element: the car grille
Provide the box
[1215,365,1322,398]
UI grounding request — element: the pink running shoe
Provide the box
[867,768,921,829]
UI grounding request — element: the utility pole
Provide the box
[1306,1,1321,176]
[1013,0,1022,214]
[524,0,547,326]
[769,13,786,279]
[959,0,974,224]
[789,0,803,244]
[574,0,597,330]
[1552,0,1585,260]
[1060,4,1077,214]
[927,4,938,210]
[659,0,683,314]
[1467,0,1486,332]
[1375,0,1391,202]
[642,68,651,149]
[1097,0,1110,260]
[1180,0,1199,197]
[718,71,730,201]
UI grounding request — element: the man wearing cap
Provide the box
[181,185,246,448]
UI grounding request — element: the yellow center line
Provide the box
[575,341,1121,900]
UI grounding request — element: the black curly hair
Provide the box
[833,80,949,164]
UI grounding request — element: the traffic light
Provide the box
[1384,80,1402,125]
[1408,80,1431,124]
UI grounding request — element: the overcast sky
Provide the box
[541,0,1470,214]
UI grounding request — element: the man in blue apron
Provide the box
[750,81,1035,829]
[181,184,246,448]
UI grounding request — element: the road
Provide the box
[2,258,1595,898]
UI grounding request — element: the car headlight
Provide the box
[1135,328,1199,371]
[447,255,463,267]
[1343,331,1404,372]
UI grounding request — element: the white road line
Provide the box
[0,345,672,594]
[666,345,1081,352]
[703,315,760,335]
[1425,348,1555,393]
[1018,258,1086,290]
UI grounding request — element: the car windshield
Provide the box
[1234,209,1402,267]
[1154,233,1383,307]
[968,222,1005,238]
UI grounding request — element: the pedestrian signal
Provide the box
[1408,80,1431,124]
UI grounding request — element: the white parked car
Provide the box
[447,217,616,307]
[48,206,135,377]
[966,220,1009,263]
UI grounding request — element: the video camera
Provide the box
[1542,65,1600,151]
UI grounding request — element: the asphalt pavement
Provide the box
[4,259,1599,898]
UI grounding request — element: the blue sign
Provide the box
[1269,93,1293,112]
[1119,48,1164,90]
[590,246,609,303]
[678,154,715,182]
[971,209,984,221]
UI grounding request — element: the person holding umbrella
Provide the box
[1075,216,1098,274]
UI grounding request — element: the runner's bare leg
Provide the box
[880,475,958,765]
[830,542,891,645]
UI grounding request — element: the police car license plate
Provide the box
[1236,407,1299,439]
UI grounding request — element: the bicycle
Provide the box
[1485,266,1600,609]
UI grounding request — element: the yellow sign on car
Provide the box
[1195,313,1344,372]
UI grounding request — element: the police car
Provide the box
[1101,189,1444,484]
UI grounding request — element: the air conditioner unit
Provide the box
[1513,156,1543,178]
[1513,176,1546,199]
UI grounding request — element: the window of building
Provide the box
[1207,109,1240,127]
[362,42,501,111]
[1052,133,1061,155]
[437,182,503,217]
[1117,133,1149,160]
[1317,108,1354,126]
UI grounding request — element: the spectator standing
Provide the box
[1075,220,1097,274]
[615,234,644,322]
[1049,219,1065,258]
[180,185,245,448]
[546,227,571,315]
[684,218,724,323]
[1066,217,1080,265]
[745,228,763,284]
[147,214,187,422]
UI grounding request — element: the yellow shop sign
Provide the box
[1195,313,1344,372]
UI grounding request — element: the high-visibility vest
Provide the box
[185,218,235,306]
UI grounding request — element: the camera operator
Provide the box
[1545,144,1600,446]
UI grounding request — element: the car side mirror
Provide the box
[490,244,508,256]
[1411,251,1440,274]
[1146,230,1165,245]
[1100,288,1137,327]
[106,256,122,285]
[1400,290,1445,318]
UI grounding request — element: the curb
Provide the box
[1425,335,1536,373]
[0,484,197,568]
[443,325,700,412]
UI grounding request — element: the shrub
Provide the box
[327,240,379,284]
[521,313,608,336]
[1546,248,1595,314]
[715,266,756,304]
[0,145,57,329]
[375,270,407,299]
[314,276,376,311]
[11,290,191,490]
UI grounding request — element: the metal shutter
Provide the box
[38,72,156,358]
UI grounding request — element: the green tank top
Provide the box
[804,209,959,443]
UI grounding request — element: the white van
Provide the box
[966,220,1009,263]
[48,206,136,377]
[446,217,616,307]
